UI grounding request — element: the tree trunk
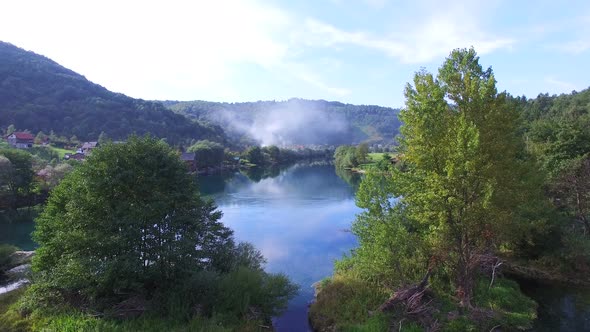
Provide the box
[456,250,475,310]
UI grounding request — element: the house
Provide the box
[181,152,196,172]
[6,132,34,149]
[79,141,99,155]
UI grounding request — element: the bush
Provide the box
[309,275,390,331]
[215,266,298,320]
[0,244,17,277]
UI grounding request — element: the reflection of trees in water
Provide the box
[195,172,234,196]
[198,161,360,197]
[335,167,362,190]
[240,165,284,183]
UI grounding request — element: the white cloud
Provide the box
[544,77,578,92]
[553,40,590,54]
[299,15,514,64]
[0,0,291,100]
[0,0,519,102]
[286,63,351,97]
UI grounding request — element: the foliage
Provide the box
[513,86,590,268]
[355,143,369,164]
[0,42,226,145]
[36,163,73,191]
[308,275,390,331]
[242,146,264,166]
[392,48,540,307]
[0,149,35,209]
[187,140,226,168]
[550,157,590,235]
[338,173,427,285]
[0,288,30,332]
[0,244,18,279]
[314,48,543,331]
[473,278,537,330]
[22,136,296,328]
[334,145,360,169]
[33,136,235,300]
[215,267,298,319]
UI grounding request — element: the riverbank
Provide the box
[309,257,590,331]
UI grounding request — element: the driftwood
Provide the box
[112,295,147,319]
[379,270,431,313]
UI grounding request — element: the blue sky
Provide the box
[1,0,589,107]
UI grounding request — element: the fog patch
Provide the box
[219,100,349,146]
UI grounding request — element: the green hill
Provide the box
[163,99,401,146]
[0,41,225,144]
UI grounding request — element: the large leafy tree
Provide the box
[393,48,534,307]
[33,136,234,298]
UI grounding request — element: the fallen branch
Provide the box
[489,260,503,289]
[379,270,431,313]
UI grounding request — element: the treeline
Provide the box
[333,144,369,169]
[515,87,590,247]
[311,49,589,331]
[240,145,332,167]
[0,142,75,210]
[0,41,226,145]
[186,139,333,171]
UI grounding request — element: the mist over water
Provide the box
[219,101,350,146]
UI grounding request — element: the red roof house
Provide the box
[7,132,34,149]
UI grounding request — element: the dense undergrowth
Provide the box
[0,266,296,331]
[309,273,536,331]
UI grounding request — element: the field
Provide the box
[47,146,75,158]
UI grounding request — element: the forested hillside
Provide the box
[516,88,590,238]
[517,88,590,175]
[163,99,401,146]
[0,42,225,144]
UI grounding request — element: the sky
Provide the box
[1,0,589,108]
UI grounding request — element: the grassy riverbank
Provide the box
[309,274,537,331]
[0,287,272,332]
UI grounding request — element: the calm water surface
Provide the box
[199,163,361,331]
[2,163,589,331]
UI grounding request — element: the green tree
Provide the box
[392,48,532,307]
[35,131,48,145]
[334,145,358,168]
[187,140,225,168]
[243,146,264,165]
[0,149,35,209]
[551,157,590,235]
[355,143,369,164]
[263,145,281,163]
[33,136,234,299]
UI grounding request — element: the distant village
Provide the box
[5,131,99,160]
[4,131,199,171]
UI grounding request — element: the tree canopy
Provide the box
[33,136,235,298]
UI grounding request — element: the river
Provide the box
[1,162,589,331]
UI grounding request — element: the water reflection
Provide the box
[0,208,38,251]
[198,163,360,331]
[519,279,590,331]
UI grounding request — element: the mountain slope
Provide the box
[0,41,225,144]
[163,99,401,146]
